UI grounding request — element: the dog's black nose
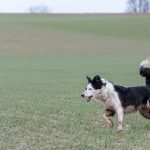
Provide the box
[81,94,85,97]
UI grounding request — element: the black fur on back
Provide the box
[114,85,150,110]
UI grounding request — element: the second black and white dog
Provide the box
[81,58,150,131]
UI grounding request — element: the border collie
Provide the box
[81,58,150,132]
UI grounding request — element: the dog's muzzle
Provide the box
[81,94,93,102]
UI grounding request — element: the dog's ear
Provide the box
[86,76,92,83]
[93,75,101,82]
[92,75,103,89]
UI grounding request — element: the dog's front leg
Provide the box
[116,108,124,132]
[103,109,115,127]
[103,112,114,127]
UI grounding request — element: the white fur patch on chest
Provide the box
[96,81,122,111]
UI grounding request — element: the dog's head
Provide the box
[81,75,106,102]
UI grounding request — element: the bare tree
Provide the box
[29,4,51,14]
[127,0,150,13]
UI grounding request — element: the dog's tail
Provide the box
[139,57,150,86]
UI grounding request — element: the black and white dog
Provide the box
[81,58,150,131]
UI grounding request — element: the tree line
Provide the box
[127,0,150,13]
[29,0,150,14]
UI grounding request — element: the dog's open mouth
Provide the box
[87,96,93,102]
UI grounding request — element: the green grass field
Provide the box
[0,14,150,150]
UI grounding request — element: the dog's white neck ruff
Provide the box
[95,79,123,111]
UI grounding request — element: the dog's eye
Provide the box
[89,88,92,90]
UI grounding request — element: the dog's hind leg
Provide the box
[138,104,150,119]
[103,108,115,127]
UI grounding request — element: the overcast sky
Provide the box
[0,0,127,13]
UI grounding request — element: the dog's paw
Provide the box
[117,126,123,132]
[108,121,114,128]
